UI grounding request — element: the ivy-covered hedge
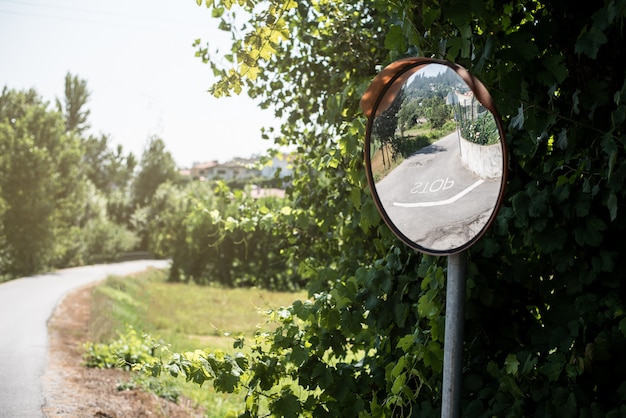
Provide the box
[142,181,304,290]
[134,0,626,416]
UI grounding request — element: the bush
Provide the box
[83,325,159,370]
[116,374,181,403]
[143,181,304,290]
[459,111,499,145]
[81,219,139,264]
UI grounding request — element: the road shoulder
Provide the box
[41,281,202,417]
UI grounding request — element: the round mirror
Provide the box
[361,58,507,255]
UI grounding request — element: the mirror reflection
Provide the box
[367,63,504,253]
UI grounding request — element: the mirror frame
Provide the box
[361,58,508,255]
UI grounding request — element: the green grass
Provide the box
[87,267,307,417]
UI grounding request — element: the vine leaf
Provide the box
[511,104,525,130]
[575,26,608,59]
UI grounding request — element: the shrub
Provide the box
[83,325,159,370]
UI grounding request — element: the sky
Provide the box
[0,0,279,168]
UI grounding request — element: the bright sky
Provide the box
[0,0,278,168]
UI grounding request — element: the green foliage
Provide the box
[86,268,304,415]
[116,373,182,404]
[0,87,88,276]
[0,78,142,279]
[83,325,159,370]
[3,0,625,415]
[134,0,626,416]
[79,216,138,264]
[457,101,499,146]
[56,72,91,134]
[132,136,179,209]
[88,266,307,347]
[142,180,304,290]
[82,134,137,196]
[424,96,451,130]
[84,323,184,403]
[62,181,138,265]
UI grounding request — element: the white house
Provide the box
[189,159,259,181]
[187,153,294,182]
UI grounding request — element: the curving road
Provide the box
[374,131,502,251]
[0,259,170,418]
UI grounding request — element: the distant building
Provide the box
[188,159,258,181]
[189,160,218,179]
[446,91,475,107]
[185,153,294,182]
[261,153,294,179]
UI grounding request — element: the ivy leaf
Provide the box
[541,352,565,382]
[359,199,380,231]
[270,388,301,418]
[394,303,409,328]
[510,104,525,130]
[312,363,333,389]
[612,104,626,126]
[233,337,244,349]
[543,55,569,83]
[240,63,260,80]
[391,373,407,395]
[507,31,539,60]
[575,26,608,59]
[521,353,538,376]
[505,354,520,375]
[397,334,415,352]
[500,375,525,398]
[537,228,566,252]
[212,7,225,18]
[350,187,361,211]
[556,128,568,150]
[218,20,232,32]
[384,25,406,52]
[417,293,439,318]
[446,36,471,60]
[214,367,240,393]
[574,215,606,246]
[608,192,618,221]
[572,90,580,114]
[422,6,440,27]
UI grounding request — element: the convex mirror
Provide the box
[361,58,507,255]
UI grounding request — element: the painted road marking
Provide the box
[393,179,485,208]
[410,178,455,194]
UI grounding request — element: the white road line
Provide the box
[393,179,485,208]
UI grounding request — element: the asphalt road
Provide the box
[375,131,502,251]
[0,259,170,418]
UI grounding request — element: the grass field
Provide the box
[87,267,308,417]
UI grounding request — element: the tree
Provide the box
[397,99,421,133]
[0,87,88,277]
[372,88,404,168]
[143,0,626,416]
[424,95,450,129]
[57,72,91,134]
[131,136,179,250]
[132,136,179,208]
[82,134,137,195]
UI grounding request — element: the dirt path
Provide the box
[42,283,204,417]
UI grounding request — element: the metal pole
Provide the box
[441,251,467,418]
